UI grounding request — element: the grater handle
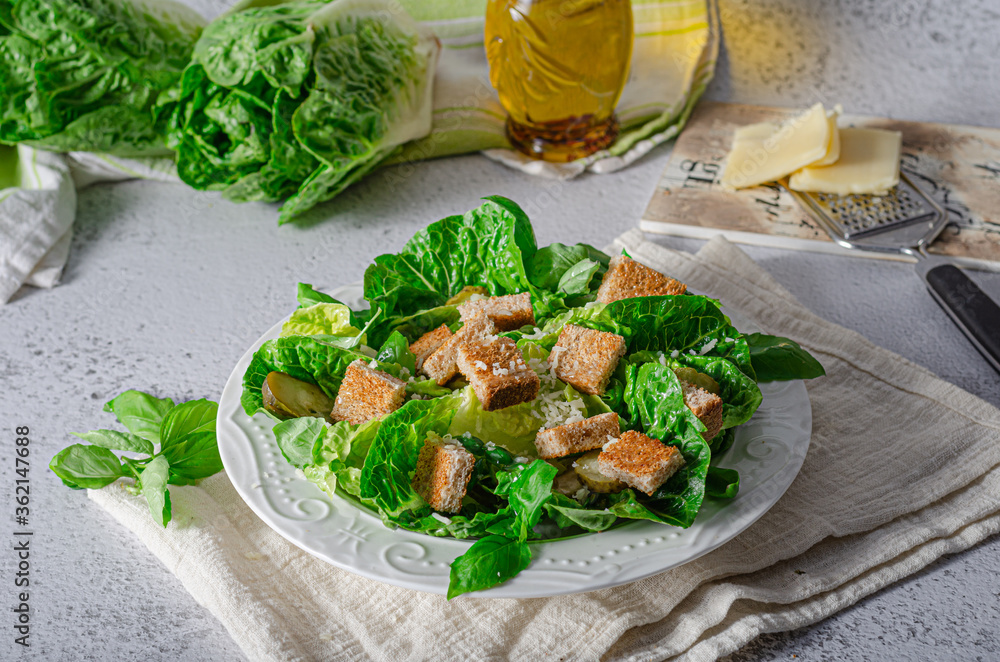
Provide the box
[922,264,1000,373]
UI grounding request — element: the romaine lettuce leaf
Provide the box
[274,414,380,499]
[619,363,712,528]
[0,0,204,155]
[542,295,764,429]
[364,196,552,325]
[240,335,369,415]
[624,350,762,431]
[281,302,362,338]
[158,0,438,223]
[359,395,459,516]
[447,379,609,459]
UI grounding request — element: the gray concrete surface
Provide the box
[2,0,999,660]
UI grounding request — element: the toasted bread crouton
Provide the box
[330,360,406,425]
[458,292,535,331]
[410,324,453,371]
[596,255,687,304]
[456,337,540,411]
[598,430,685,496]
[421,314,497,385]
[550,325,626,395]
[535,412,620,459]
[412,435,476,513]
[680,379,724,441]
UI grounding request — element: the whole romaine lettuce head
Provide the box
[158,0,439,223]
[0,0,204,155]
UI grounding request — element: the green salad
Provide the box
[240,196,824,597]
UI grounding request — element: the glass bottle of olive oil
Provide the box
[485,0,633,162]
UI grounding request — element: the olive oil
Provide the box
[485,0,633,162]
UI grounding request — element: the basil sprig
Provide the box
[50,390,222,527]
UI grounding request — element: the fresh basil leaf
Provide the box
[526,243,587,291]
[49,444,123,490]
[607,489,666,523]
[376,331,417,377]
[159,399,216,442]
[394,506,515,540]
[447,535,532,599]
[545,494,618,532]
[527,242,609,293]
[71,430,153,456]
[508,460,558,540]
[273,416,326,470]
[140,456,172,528]
[746,333,826,382]
[159,399,222,482]
[102,390,175,444]
[556,258,601,295]
[705,466,740,499]
[162,431,222,483]
[493,464,527,498]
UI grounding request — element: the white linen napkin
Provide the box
[90,233,1000,661]
[0,145,76,303]
[0,146,180,305]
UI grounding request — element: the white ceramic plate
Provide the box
[217,284,812,598]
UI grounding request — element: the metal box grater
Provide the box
[786,173,1000,373]
[787,172,948,256]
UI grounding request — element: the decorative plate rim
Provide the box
[217,284,812,598]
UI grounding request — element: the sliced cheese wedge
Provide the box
[811,105,843,166]
[788,127,902,195]
[720,103,831,189]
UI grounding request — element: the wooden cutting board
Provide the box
[642,102,1000,270]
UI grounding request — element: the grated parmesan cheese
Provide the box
[699,338,718,355]
[520,326,545,340]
